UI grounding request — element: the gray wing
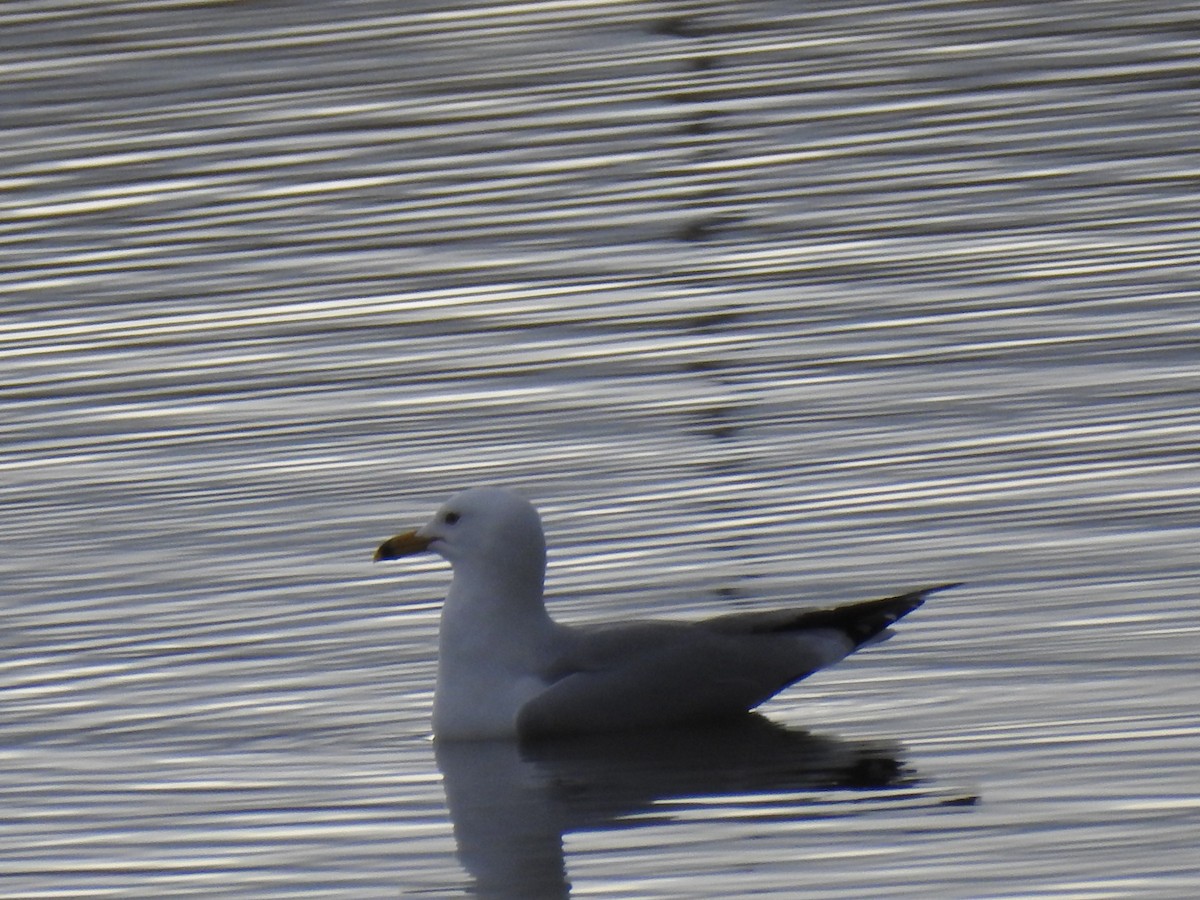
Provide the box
[517,584,958,738]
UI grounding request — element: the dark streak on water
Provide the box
[2,2,1199,897]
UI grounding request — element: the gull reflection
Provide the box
[435,714,969,898]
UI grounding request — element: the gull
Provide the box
[374,487,957,740]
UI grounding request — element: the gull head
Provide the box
[374,487,547,588]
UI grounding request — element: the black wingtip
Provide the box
[803,582,962,647]
[875,581,963,625]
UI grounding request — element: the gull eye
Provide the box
[444,511,461,525]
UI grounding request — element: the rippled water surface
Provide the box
[3,2,1199,897]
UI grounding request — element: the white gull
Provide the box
[374,486,957,740]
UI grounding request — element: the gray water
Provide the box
[3,2,1199,897]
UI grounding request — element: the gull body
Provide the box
[375,487,956,741]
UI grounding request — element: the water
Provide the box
[2,1,1199,897]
